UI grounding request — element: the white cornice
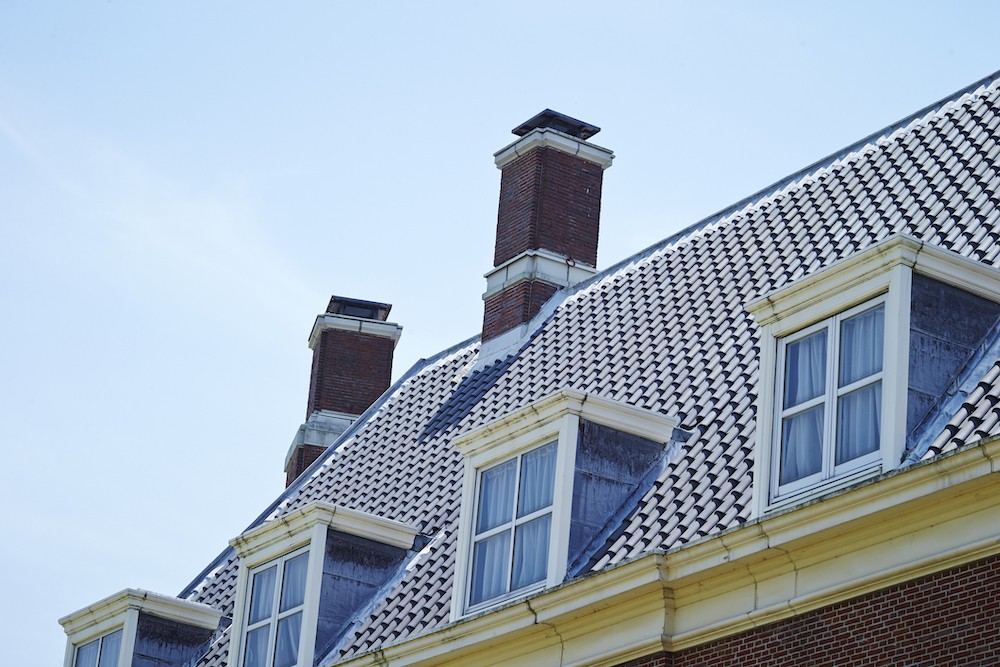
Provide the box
[494,127,614,170]
[309,314,403,350]
[333,436,1000,667]
[483,249,598,300]
[59,588,221,640]
[452,389,678,461]
[230,502,419,562]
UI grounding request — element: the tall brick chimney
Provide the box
[482,110,614,349]
[284,296,401,487]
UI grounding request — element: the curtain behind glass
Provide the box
[837,382,881,463]
[477,460,515,534]
[243,626,269,667]
[75,640,99,667]
[780,405,824,485]
[784,330,827,408]
[279,553,309,612]
[511,515,551,590]
[273,612,302,667]
[518,442,556,517]
[248,566,277,625]
[96,630,122,667]
[840,305,884,386]
[470,532,510,605]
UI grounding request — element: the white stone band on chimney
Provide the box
[482,248,598,301]
[308,314,403,350]
[493,127,614,170]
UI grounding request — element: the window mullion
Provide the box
[824,320,839,479]
[505,453,524,595]
[266,557,285,667]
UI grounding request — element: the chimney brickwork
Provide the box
[482,110,613,344]
[285,296,401,487]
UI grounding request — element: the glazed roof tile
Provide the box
[185,72,1000,665]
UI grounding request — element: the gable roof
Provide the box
[182,70,1000,666]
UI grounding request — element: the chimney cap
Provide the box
[512,109,600,141]
[326,295,392,322]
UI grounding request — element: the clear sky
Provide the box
[2,2,999,663]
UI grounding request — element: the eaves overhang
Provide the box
[330,435,1000,667]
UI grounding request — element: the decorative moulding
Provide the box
[483,248,598,299]
[493,126,614,171]
[308,314,403,350]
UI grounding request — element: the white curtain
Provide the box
[248,566,277,625]
[96,630,122,667]
[75,640,99,667]
[837,383,882,463]
[476,460,516,534]
[839,306,884,386]
[517,442,556,517]
[784,330,827,408]
[470,532,510,605]
[511,515,551,590]
[279,552,309,612]
[273,612,302,667]
[780,406,824,485]
[243,626,269,667]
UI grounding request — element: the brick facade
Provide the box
[482,280,559,342]
[494,146,604,268]
[613,554,1000,667]
[306,328,394,417]
[284,444,326,487]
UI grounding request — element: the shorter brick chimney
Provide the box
[284,296,402,486]
[482,110,614,354]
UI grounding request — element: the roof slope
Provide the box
[185,72,1000,665]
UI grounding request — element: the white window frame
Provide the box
[239,546,311,667]
[747,233,1000,516]
[772,297,886,500]
[59,589,221,667]
[450,389,677,620]
[72,628,123,667]
[227,502,418,667]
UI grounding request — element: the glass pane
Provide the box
[511,514,551,591]
[469,531,510,606]
[779,405,824,485]
[840,305,884,386]
[248,565,277,625]
[74,639,99,667]
[97,630,122,667]
[279,552,309,612]
[476,459,516,534]
[837,382,882,464]
[273,612,302,667]
[783,330,827,408]
[243,625,270,667]
[517,442,557,517]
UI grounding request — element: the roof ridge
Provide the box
[568,69,1000,297]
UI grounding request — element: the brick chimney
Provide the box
[284,296,402,487]
[482,110,614,348]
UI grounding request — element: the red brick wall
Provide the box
[306,328,394,417]
[284,444,326,487]
[614,554,1000,667]
[482,280,559,342]
[494,146,603,268]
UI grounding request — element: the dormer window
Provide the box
[73,629,122,667]
[776,300,885,495]
[242,548,310,667]
[452,390,677,619]
[748,234,1000,514]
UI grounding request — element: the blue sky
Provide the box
[2,2,999,663]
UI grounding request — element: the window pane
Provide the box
[783,330,827,408]
[279,552,309,612]
[248,566,277,625]
[469,531,510,605]
[837,382,882,464]
[75,639,99,667]
[511,514,551,591]
[840,305,884,386]
[243,626,270,667]
[97,630,122,667]
[517,442,556,517]
[476,459,516,534]
[779,405,824,485]
[273,612,302,667]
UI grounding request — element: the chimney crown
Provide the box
[511,109,601,140]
